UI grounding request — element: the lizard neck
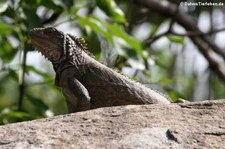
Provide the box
[51,33,89,86]
[53,61,73,74]
[52,59,85,79]
[51,33,86,73]
[52,61,84,87]
[62,34,85,67]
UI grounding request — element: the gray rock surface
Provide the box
[0,100,225,149]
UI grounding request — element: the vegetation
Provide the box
[0,0,225,124]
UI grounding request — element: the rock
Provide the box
[0,100,225,149]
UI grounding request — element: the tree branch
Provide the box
[170,27,225,36]
[18,43,28,111]
[136,0,225,81]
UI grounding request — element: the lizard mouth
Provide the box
[29,28,62,62]
[30,39,51,59]
[29,31,52,59]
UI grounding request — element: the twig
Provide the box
[25,81,54,88]
[18,43,27,111]
[145,31,169,46]
[146,26,225,46]
[170,27,225,36]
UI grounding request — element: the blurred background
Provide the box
[0,0,225,124]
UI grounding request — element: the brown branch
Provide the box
[41,12,62,25]
[145,31,169,46]
[146,26,225,45]
[170,27,225,36]
[18,43,28,111]
[145,19,175,46]
[136,0,225,82]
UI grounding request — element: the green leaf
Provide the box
[39,0,62,12]
[158,77,173,84]
[95,17,143,55]
[26,65,53,82]
[23,7,41,28]
[73,0,94,8]
[0,108,36,124]
[21,0,62,12]
[0,40,17,63]
[165,87,185,101]
[168,90,179,101]
[63,0,74,10]
[103,23,142,54]
[85,32,101,60]
[76,15,113,43]
[8,69,19,82]
[77,16,144,68]
[150,24,159,37]
[0,22,14,36]
[167,35,185,44]
[26,94,48,114]
[96,0,126,23]
[7,111,32,119]
[0,0,8,13]
[88,16,142,55]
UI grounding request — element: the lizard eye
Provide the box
[45,28,54,34]
[47,30,53,34]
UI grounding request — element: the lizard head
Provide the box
[29,27,64,62]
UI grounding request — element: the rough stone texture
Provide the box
[0,100,225,149]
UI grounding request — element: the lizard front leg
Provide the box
[61,76,91,113]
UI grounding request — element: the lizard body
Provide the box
[29,27,170,113]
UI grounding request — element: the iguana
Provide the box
[29,27,170,113]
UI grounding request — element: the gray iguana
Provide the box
[29,27,170,113]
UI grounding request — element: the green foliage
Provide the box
[0,0,224,125]
[96,0,126,23]
[167,35,185,44]
[0,107,36,124]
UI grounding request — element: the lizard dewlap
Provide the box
[29,27,170,113]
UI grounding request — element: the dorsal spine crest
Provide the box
[67,34,94,58]
[65,35,84,66]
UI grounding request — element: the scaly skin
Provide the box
[29,27,170,113]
